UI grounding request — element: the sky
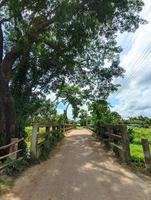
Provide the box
[51,0,151,119]
[109,0,151,119]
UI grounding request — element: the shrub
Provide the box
[5,158,29,176]
[144,124,149,128]
[128,128,135,143]
[40,131,64,161]
[2,131,64,177]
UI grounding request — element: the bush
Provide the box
[144,124,149,128]
[131,156,144,167]
[40,131,64,161]
[128,128,135,143]
[1,131,64,177]
[5,158,30,176]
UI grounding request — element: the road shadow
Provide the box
[1,130,151,200]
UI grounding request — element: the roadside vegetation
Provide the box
[79,100,151,168]
[129,126,151,166]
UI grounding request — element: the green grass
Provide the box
[132,127,151,144]
[130,127,151,166]
[130,144,144,160]
[25,127,46,135]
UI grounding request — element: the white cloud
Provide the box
[109,0,151,118]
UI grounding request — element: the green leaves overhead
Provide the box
[0,0,145,127]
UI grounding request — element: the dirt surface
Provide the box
[1,129,151,200]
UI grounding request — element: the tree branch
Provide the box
[1,17,55,78]
[0,16,12,24]
[0,0,7,8]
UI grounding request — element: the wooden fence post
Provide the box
[108,126,114,149]
[121,125,131,164]
[31,123,39,158]
[9,138,18,160]
[141,139,151,170]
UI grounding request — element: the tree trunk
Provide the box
[0,68,16,155]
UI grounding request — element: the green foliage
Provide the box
[88,100,123,126]
[56,86,86,120]
[40,131,64,161]
[128,128,135,143]
[27,99,57,124]
[132,127,151,144]
[0,0,146,145]
[79,109,88,126]
[129,127,151,167]
[130,144,145,167]
[4,159,29,176]
[1,130,64,176]
[126,116,151,126]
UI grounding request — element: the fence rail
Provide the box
[0,138,24,151]
[0,149,22,161]
[0,123,75,171]
[88,124,131,164]
[31,123,75,158]
[0,137,24,171]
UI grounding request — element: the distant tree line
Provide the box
[125,116,151,127]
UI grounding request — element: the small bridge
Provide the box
[2,128,151,200]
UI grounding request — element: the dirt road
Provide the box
[2,129,151,200]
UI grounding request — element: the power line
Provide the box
[112,41,151,97]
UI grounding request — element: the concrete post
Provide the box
[31,123,39,158]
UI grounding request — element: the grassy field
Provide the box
[129,127,151,166]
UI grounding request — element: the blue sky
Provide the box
[109,0,151,118]
[50,0,151,119]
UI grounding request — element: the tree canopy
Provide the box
[88,100,123,125]
[0,0,145,145]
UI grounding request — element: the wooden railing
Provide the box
[31,123,75,158]
[0,138,24,171]
[86,125,95,132]
[88,124,131,164]
[0,123,75,170]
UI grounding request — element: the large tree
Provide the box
[56,85,86,120]
[88,100,123,125]
[0,0,145,146]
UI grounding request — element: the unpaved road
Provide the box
[2,129,151,200]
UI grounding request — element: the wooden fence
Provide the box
[31,123,75,158]
[0,123,75,170]
[88,124,151,169]
[0,138,24,170]
[88,124,131,164]
[141,139,151,170]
